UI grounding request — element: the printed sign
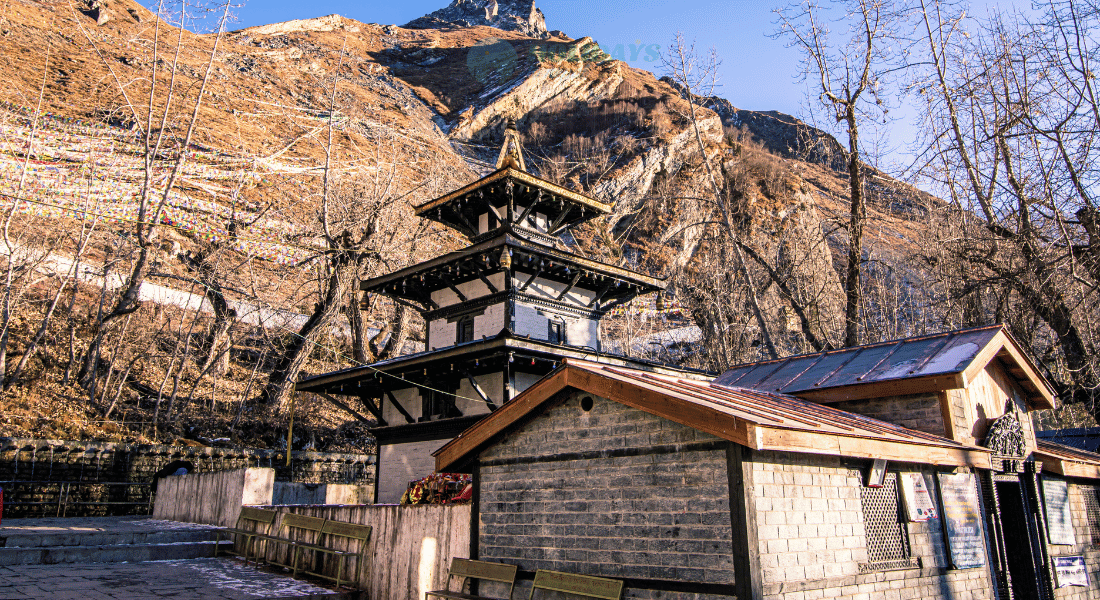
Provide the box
[866,459,887,488]
[1043,477,1077,545]
[1053,556,1089,587]
[900,472,938,522]
[938,472,987,569]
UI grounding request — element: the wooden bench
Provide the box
[263,513,372,590]
[214,507,277,561]
[528,570,623,600]
[426,558,518,600]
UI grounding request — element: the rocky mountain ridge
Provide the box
[406,0,550,39]
[0,0,941,446]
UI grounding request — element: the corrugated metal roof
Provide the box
[713,326,1003,394]
[433,359,994,472]
[1035,440,1100,479]
[596,364,982,449]
[1036,440,1100,465]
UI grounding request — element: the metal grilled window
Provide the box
[860,473,913,571]
[1085,486,1100,546]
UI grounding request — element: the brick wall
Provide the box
[831,393,945,438]
[476,390,737,600]
[753,451,994,600]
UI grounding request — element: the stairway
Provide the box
[0,515,229,566]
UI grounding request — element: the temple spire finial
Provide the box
[495,118,527,172]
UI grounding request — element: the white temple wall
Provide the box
[427,302,507,350]
[510,371,546,398]
[475,302,507,340]
[512,301,598,348]
[376,439,449,504]
[430,272,506,308]
[455,373,503,415]
[567,317,600,350]
[428,319,457,351]
[381,386,422,424]
[512,274,596,306]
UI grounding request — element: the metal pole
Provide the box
[286,392,296,467]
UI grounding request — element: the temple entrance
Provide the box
[994,478,1042,600]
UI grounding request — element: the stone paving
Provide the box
[0,517,355,599]
[0,558,346,599]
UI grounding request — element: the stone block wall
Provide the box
[1052,479,1100,600]
[753,451,994,600]
[831,393,945,438]
[476,390,737,600]
[0,437,374,517]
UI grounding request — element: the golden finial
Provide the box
[495,118,527,171]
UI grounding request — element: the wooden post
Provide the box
[286,392,296,467]
[726,443,763,600]
[469,461,481,596]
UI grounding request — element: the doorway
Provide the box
[994,479,1042,600]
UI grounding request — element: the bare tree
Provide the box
[775,0,903,347]
[73,0,233,395]
[662,33,781,361]
[912,0,1100,416]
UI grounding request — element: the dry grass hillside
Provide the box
[0,0,952,450]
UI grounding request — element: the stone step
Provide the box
[0,539,232,565]
[0,526,219,548]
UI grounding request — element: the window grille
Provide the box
[1085,486,1100,546]
[548,319,564,344]
[859,472,917,572]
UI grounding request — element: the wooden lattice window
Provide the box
[859,472,918,572]
[1085,486,1100,547]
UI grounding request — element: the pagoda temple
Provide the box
[296,123,708,503]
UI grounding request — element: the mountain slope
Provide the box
[0,0,946,447]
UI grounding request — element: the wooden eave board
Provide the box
[414,168,611,216]
[296,337,710,393]
[358,233,665,294]
[434,360,991,473]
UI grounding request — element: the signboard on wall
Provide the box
[1053,556,1089,587]
[1043,477,1077,545]
[938,472,987,569]
[900,472,938,522]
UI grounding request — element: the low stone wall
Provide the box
[0,437,375,517]
[272,482,373,505]
[152,467,275,527]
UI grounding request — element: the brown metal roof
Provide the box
[712,325,1055,409]
[434,359,993,473]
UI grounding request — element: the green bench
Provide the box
[426,558,519,600]
[262,513,372,590]
[528,570,623,600]
[214,507,277,561]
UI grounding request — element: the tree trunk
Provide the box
[263,253,358,413]
[842,107,865,348]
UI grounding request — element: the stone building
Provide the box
[297,124,706,503]
[435,324,1100,600]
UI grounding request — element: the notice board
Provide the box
[1043,476,1076,545]
[1054,556,1089,587]
[938,472,987,569]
